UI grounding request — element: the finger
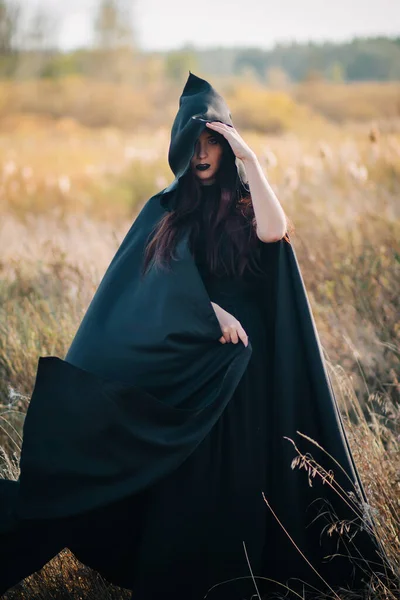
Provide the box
[218,335,226,344]
[221,326,231,343]
[237,327,248,347]
[234,322,248,347]
[229,324,239,344]
[206,122,228,130]
[207,121,234,132]
[222,325,235,343]
[206,124,227,138]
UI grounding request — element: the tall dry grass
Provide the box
[0,103,399,597]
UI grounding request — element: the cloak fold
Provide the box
[0,71,390,596]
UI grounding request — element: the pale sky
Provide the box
[23,0,400,51]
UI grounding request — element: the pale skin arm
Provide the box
[242,153,287,242]
[206,121,287,243]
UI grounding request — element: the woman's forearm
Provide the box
[242,153,287,242]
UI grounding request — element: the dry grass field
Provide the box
[0,78,399,598]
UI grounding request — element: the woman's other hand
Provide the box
[211,302,248,347]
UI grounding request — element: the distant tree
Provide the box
[0,0,20,54]
[93,0,136,50]
[23,7,59,52]
[91,0,138,82]
[10,5,59,79]
[347,49,395,81]
[328,61,345,82]
[234,49,268,81]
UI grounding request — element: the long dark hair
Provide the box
[142,131,285,278]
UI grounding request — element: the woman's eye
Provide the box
[209,138,218,144]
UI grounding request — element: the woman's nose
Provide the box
[196,144,208,159]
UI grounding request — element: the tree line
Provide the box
[0,0,398,83]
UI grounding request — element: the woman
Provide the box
[0,72,389,599]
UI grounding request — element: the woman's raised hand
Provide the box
[211,302,248,347]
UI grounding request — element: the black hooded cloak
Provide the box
[0,72,390,599]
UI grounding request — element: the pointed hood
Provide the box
[160,71,249,210]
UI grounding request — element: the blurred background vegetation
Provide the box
[0,0,398,130]
[0,0,399,598]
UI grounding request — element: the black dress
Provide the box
[124,183,279,600]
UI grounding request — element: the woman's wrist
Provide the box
[211,301,220,315]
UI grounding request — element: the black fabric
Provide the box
[0,72,390,598]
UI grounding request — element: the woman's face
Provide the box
[190,129,224,185]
